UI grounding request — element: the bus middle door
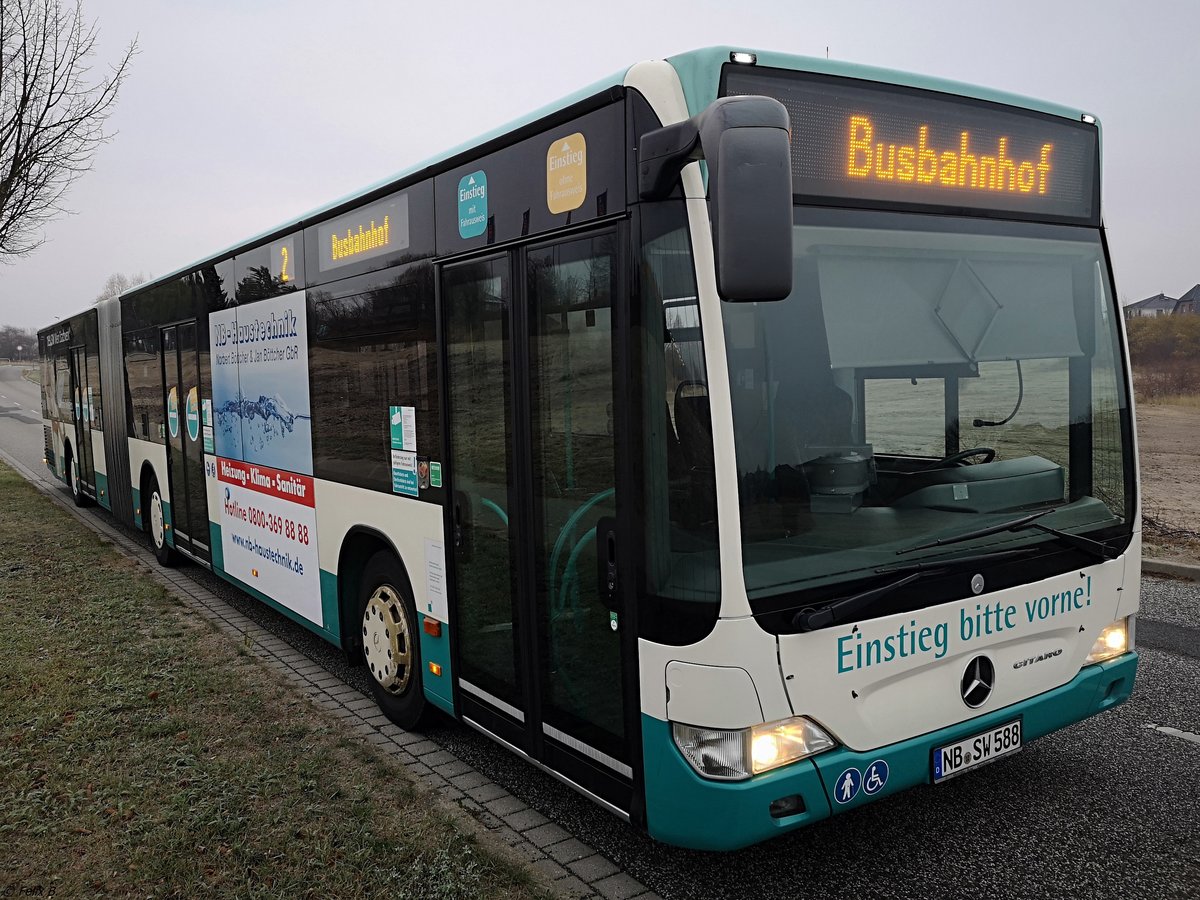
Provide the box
[161,322,212,563]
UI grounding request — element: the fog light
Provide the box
[672,716,836,781]
[769,794,805,818]
[1086,618,1131,664]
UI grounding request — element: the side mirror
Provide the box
[639,96,793,302]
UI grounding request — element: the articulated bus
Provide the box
[40,48,1139,850]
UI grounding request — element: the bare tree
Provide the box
[0,0,136,257]
[95,270,144,301]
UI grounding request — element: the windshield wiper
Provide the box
[895,508,1057,555]
[1022,521,1118,561]
[895,506,1116,561]
[787,547,1037,632]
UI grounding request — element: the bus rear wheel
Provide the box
[145,476,176,567]
[359,551,427,730]
[65,447,88,508]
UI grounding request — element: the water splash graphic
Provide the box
[216,394,312,454]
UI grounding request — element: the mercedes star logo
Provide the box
[961,655,995,708]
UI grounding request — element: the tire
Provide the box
[65,447,89,508]
[145,475,177,567]
[358,551,428,729]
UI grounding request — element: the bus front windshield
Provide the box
[722,208,1132,603]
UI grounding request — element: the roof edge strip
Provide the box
[667,46,1095,124]
[124,66,630,301]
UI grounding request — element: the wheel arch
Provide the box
[335,526,417,663]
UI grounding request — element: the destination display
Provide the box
[317,193,410,272]
[723,68,1099,223]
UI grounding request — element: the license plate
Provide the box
[933,719,1021,783]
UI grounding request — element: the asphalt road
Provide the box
[2,362,1197,899]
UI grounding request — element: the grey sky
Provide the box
[0,0,1194,331]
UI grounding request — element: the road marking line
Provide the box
[1144,723,1200,745]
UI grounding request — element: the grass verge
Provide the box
[0,462,547,899]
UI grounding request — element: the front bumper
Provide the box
[641,652,1137,851]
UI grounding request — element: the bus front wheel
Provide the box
[358,551,428,730]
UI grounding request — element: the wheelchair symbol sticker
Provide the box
[863,759,889,795]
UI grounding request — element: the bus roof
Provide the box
[666,47,1096,125]
[129,67,630,297]
[122,47,1099,303]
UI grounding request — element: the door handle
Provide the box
[452,491,471,560]
[596,516,619,612]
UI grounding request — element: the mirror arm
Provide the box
[638,96,793,302]
[638,120,702,201]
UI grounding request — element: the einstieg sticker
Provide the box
[547,132,586,214]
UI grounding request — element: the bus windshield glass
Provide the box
[722,208,1131,602]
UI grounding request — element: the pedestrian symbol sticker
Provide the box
[863,759,888,795]
[834,767,861,804]
[167,386,180,439]
[458,170,487,238]
[185,387,200,442]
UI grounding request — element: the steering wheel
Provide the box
[920,447,996,471]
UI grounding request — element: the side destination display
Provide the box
[318,193,411,272]
[208,292,321,624]
[723,66,1099,223]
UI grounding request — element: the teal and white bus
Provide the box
[40,47,1139,851]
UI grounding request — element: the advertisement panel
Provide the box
[216,457,321,622]
[209,291,321,624]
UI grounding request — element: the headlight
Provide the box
[672,716,836,780]
[1085,617,1133,664]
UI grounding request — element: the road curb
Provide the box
[1143,558,1200,582]
[0,447,659,900]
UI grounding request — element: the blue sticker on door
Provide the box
[458,170,487,238]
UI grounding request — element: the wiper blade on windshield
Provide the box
[1024,522,1117,561]
[787,547,1037,633]
[895,507,1117,561]
[895,508,1057,555]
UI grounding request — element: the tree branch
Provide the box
[0,0,136,257]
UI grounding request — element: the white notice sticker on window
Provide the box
[424,539,446,621]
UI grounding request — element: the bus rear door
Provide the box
[68,344,96,498]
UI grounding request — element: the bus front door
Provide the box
[443,229,634,815]
[161,322,211,563]
[68,345,95,498]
